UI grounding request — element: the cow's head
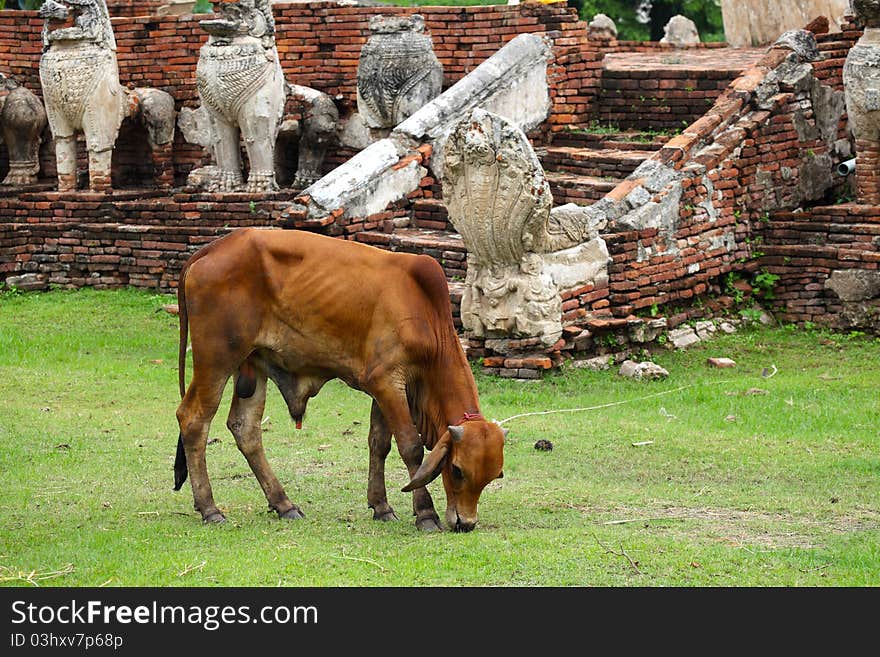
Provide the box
[402,420,506,532]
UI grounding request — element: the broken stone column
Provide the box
[844,0,880,203]
[193,0,286,192]
[0,74,48,186]
[356,14,443,130]
[660,15,700,46]
[441,108,609,347]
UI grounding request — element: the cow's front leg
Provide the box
[227,370,303,520]
[373,386,442,531]
[367,400,397,522]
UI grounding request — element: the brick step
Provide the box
[356,227,468,280]
[757,221,880,246]
[545,171,619,205]
[411,197,451,231]
[768,206,880,225]
[550,130,669,151]
[538,146,654,178]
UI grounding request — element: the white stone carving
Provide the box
[193,0,286,192]
[38,0,128,191]
[660,15,701,46]
[37,0,175,192]
[844,1,880,202]
[283,33,553,226]
[441,109,609,346]
[588,14,618,40]
[356,14,443,130]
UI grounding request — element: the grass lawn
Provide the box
[0,287,877,587]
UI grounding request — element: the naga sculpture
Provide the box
[441,109,609,346]
[192,0,286,192]
[844,0,880,203]
[37,0,175,192]
[356,14,443,130]
[0,74,48,186]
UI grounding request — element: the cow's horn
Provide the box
[402,432,451,492]
[448,425,465,442]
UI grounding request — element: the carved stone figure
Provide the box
[194,0,286,192]
[356,14,443,130]
[441,108,609,346]
[38,0,127,191]
[37,0,176,192]
[844,0,880,203]
[588,13,618,41]
[660,15,701,46]
[180,82,338,191]
[285,84,339,188]
[0,74,48,186]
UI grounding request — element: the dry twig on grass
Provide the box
[330,549,393,573]
[593,534,642,575]
[177,560,206,577]
[0,563,75,586]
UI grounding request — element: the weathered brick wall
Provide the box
[0,190,293,291]
[574,27,859,329]
[756,206,880,327]
[595,65,737,132]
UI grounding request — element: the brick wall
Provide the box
[595,65,737,132]
[756,205,880,327]
[0,189,294,291]
[565,26,860,331]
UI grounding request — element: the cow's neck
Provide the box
[421,352,481,448]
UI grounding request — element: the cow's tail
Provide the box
[173,264,190,491]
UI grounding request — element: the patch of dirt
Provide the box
[566,503,880,549]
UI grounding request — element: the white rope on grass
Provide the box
[494,380,734,426]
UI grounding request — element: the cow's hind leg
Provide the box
[176,377,228,523]
[227,370,303,520]
[367,400,397,522]
[372,385,442,531]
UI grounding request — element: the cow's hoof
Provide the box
[203,511,226,524]
[416,516,442,532]
[278,506,305,521]
[373,509,398,522]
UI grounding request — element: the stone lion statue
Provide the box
[38,0,176,192]
[193,0,287,192]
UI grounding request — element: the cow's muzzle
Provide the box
[453,520,476,533]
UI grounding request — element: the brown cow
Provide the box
[173,228,506,532]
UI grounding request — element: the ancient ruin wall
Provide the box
[582,25,856,330]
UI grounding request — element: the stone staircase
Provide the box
[353,128,665,326]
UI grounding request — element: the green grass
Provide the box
[1,288,878,586]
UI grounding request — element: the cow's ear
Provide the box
[402,432,451,492]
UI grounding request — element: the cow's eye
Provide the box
[451,465,464,480]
